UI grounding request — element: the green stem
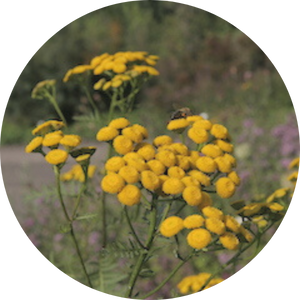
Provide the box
[141,251,194,299]
[108,92,118,122]
[124,206,146,249]
[83,84,100,115]
[71,174,87,220]
[54,166,92,288]
[45,90,68,126]
[100,191,107,249]
[125,196,158,298]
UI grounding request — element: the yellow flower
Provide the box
[186,115,203,123]
[146,66,160,76]
[155,150,177,167]
[168,166,185,179]
[132,124,148,139]
[93,78,107,90]
[252,216,268,228]
[32,120,65,136]
[238,203,264,217]
[25,136,43,153]
[75,154,91,164]
[239,226,254,242]
[105,156,126,172]
[202,206,224,220]
[60,134,81,148]
[266,187,289,203]
[118,166,140,184]
[188,170,211,187]
[196,156,217,173]
[288,171,298,182]
[122,126,144,143]
[127,157,149,172]
[136,144,156,161]
[215,177,236,198]
[214,156,233,173]
[160,216,184,237]
[123,152,143,162]
[111,79,123,88]
[214,139,234,153]
[90,53,110,68]
[187,228,212,249]
[113,135,134,155]
[205,218,226,235]
[171,143,189,156]
[147,159,166,175]
[223,153,236,167]
[96,126,119,142]
[101,173,125,194]
[224,215,241,233]
[289,157,299,169]
[183,215,205,229]
[31,79,56,99]
[182,186,203,206]
[113,63,127,74]
[45,149,68,165]
[181,176,200,187]
[117,184,141,206]
[187,127,209,144]
[141,170,161,190]
[176,155,191,170]
[189,150,200,168]
[228,171,241,186]
[268,202,284,211]
[63,65,92,82]
[219,232,239,250]
[87,165,97,179]
[162,178,185,195]
[109,117,130,129]
[210,124,228,139]
[201,144,223,158]
[167,119,190,131]
[193,119,212,130]
[102,81,112,91]
[153,135,173,147]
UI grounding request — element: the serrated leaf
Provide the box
[59,223,71,234]
[75,213,98,221]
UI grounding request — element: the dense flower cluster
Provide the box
[177,272,223,294]
[63,51,159,91]
[25,120,96,177]
[61,164,97,182]
[98,115,239,207]
[160,207,253,250]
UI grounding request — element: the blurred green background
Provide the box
[1,1,298,296]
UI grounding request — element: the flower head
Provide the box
[162,178,185,195]
[45,149,68,165]
[215,177,236,198]
[60,134,81,148]
[117,184,141,206]
[25,136,43,153]
[118,166,140,184]
[187,228,212,249]
[183,215,205,229]
[101,173,125,194]
[113,135,134,155]
[96,126,119,142]
[160,216,184,237]
[219,232,239,250]
[182,186,203,206]
[109,117,130,129]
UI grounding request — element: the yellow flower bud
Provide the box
[215,177,236,198]
[117,184,141,206]
[160,216,184,237]
[187,228,212,249]
[101,173,125,194]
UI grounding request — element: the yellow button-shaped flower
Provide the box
[109,117,130,129]
[215,177,236,198]
[182,186,203,206]
[224,215,241,233]
[219,232,239,250]
[43,131,63,147]
[137,144,156,161]
[183,215,205,229]
[167,119,190,131]
[187,228,212,249]
[181,176,200,187]
[153,135,173,147]
[141,170,161,191]
[201,144,223,158]
[188,170,211,187]
[105,156,126,172]
[210,124,228,139]
[214,156,232,173]
[228,171,241,186]
[193,119,212,130]
[113,135,134,155]
[45,149,68,165]
[117,184,141,206]
[202,206,224,220]
[156,150,177,168]
[196,156,217,173]
[168,166,185,179]
[96,126,119,142]
[118,166,140,184]
[198,192,213,210]
[101,173,125,194]
[162,178,185,195]
[25,136,43,153]
[215,139,234,153]
[60,134,81,148]
[160,216,184,237]
[205,218,226,235]
[188,127,209,144]
[147,159,166,175]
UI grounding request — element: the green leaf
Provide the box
[139,268,155,278]
[74,213,98,221]
[59,223,71,234]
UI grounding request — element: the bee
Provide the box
[170,107,193,120]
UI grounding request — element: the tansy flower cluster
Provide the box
[177,272,223,294]
[288,157,299,195]
[25,120,97,177]
[61,164,97,183]
[98,116,240,207]
[31,79,56,100]
[160,207,253,251]
[63,51,159,91]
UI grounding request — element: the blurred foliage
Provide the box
[3,0,294,141]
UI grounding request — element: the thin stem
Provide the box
[99,191,107,249]
[71,176,87,221]
[141,251,194,299]
[124,206,146,249]
[125,196,158,298]
[45,90,68,126]
[108,92,118,122]
[54,166,92,288]
[83,84,100,115]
